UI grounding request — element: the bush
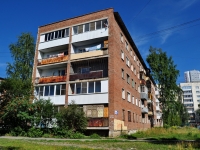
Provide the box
[27,127,43,137]
[89,133,101,139]
[10,126,24,136]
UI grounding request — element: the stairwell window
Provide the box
[121,50,124,60]
[127,92,131,102]
[128,111,131,122]
[122,88,125,99]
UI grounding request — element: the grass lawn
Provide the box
[123,126,200,141]
[0,138,200,150]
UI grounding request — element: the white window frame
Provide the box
[121,50,124,60]
[127,92,131,102]
[122,88,125,99]
[132,96,134,104]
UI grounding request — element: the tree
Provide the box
[56,101,87,132]
[6,33,35,80]
[0,33,35,131]
[146,46,188,126]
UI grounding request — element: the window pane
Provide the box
[90,22,95,31]
[61,29,65,37]
[55,31,58,39]
[66,28,69,37]
[70,84,75,94]
[58,30,62,38]
[88,82,94,93]
[50,32,54,40]
[45,34,48,41]
[85,23,89,32]
[73,26,78,34]
[82,82,87,93]
[48,33,51,41]
[49,85,54,96]
[78,25,83,34]
[56,85,61,95]
[96,21,101,29]
[39,86,44,96]
[35,87,39,96]
[44,86,49,96]
[61,84,66,95]
[76,83,81,94]
[102,19,108,28]
[95,81,101,92]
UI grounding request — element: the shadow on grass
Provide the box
[0,146,20,150]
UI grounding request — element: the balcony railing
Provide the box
[69,70,103,81]
[38,55,68,65]
[88,118,109,127]
[39,76,66,84]
[141,92,148,100]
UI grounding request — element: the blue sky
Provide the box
[0,0,200,83]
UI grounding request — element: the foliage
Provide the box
[27,127,43,137]
[33,99,55,129]
[6,33,35,80]
[56,101,88,132]
[89,133,101,139]
[146,46,188,126]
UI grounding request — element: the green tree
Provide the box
[146,46,188,126]
[0,33,35,131]
[56,101,87,132]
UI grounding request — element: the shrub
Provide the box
[27,127,43,137]
[90,133,101,139]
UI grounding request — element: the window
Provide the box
[127,92,131,102]
[120,33,124,42]
[125,41,129,50]
[78,25,83,34]
[132,79,135,88]
[136,98,138,106]
[197,95,200,98]
[88,82,94,93]
[56,85,61,95]
[133,113,135,122]
[82,82,87,93]
[134,67,136,75]
[140,85,146,92]
[121,50,124,60]
[122,109,125,121]
[132,96,134,104]
[61,84,66,95]
[76,83,81,94]
[128,111,131,122]
[85,23,89,32]
[131,64,133,72]
[127,74,130,84]
[130,49,133,56]
[122,69,124,79]
[134,55,136,61]
[138,100,141,107]
[196,86,199,89]
[126,57,130,67]
[39,86,44,96]
[44,28,69,42]
[96,20,101,29]
[122,89,125,99]
[78,67,90,74]
[135,82,137,90]
[95,81,101,92]
[90,22,95,31]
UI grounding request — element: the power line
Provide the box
[134,17,200,39]
[132,0,151,22]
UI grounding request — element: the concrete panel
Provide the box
[68,93,108,105]
[40,95,65,105]
[38,37,69,50]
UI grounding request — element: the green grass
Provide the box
[1,138,200,150]
[122,126,200,141]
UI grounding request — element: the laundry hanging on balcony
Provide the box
[85,44,101,51]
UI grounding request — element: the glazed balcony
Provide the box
[140,79,146,85]
[141,105,148,114]
[69,70,103,81]
[38,76,66,84]
[38,55,68,66]
[88,118,109,127]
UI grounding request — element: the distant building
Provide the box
[180,82,200,125]
[184,70,200,83]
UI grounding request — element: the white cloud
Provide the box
[179,0,198,10]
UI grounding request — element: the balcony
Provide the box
[147,99,152,103]
[88,118,109,127]
[141,92,148,100]
[69,70,103,81]
[38,76,66,84]
[156,106,160,111]
[140,79,146,85]
[148,111,153,116]
[156,113,162,119]
[38,55,68,66]
[141,105,148,114]
[71,49,108,60]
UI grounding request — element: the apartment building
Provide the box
[180,82,200,125]
[184,70,200,83]
[32,8,157,137]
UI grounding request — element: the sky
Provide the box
[0,0,200,83]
